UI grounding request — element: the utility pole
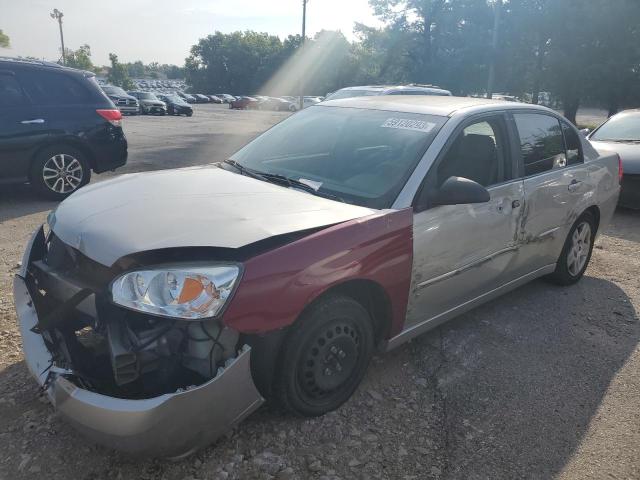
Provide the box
[486,0,502,99]
[299,0,308,111]
[50,8,66,65]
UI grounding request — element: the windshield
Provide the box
[230,106,447,208]
[102,86,127,96]
[590,112,640,142]
[325,89,381,101]
[138,92,158,100]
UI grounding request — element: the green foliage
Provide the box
[182,1,640,119]
[0,29,9,48]
[107,53,135,90]
[63,44,94,71]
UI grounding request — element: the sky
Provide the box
[0,0,381,66]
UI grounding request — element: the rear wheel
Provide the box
[547,212,596,285]
[30,145,91,200]
[274,295,374,417]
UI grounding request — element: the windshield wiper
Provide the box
[259,173,346,203]
[222,160,346,203]
[222,159,268,181]
[595,139,640,143]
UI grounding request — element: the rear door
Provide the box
[406,113,524,327]
[0,68,47,183]
[512,112,588,273]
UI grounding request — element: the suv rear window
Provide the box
[20,70,92,105]
[0,73,26,107]
[514,113,566,176]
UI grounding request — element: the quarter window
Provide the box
[514,113,566,176]
[562,121,583,165]
[20,70,91,105]
[0,73,26,107]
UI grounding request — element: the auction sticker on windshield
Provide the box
[381,118,437,133]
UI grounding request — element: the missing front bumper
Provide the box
[14,228,264,457]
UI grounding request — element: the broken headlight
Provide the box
[111,265,240,319]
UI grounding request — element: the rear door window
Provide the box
[514,113,566,176]
[562,121,583,165]
[20,70,92,105]
[0,72,27,107]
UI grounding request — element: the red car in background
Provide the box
[229,96,260,110]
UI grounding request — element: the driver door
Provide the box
[406,113,524,328]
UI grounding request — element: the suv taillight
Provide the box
[96,109,122,127]
[618,155,624,185]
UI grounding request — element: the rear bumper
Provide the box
[620,174,640,209]
[14,227,264,457]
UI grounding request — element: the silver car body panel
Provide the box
[14,234,264,457]
[48,166,374,267]
[386,100,620,349]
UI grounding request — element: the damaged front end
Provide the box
[14,226,264,457]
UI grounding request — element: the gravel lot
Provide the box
[0,104,638,480]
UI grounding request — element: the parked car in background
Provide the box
[177,91,197,103]
[15,96,619,457]
[101,85,139,115]
[206,95,223,104]
[325,84,452,101]
[587,109,640,208]
[0,58,127,199]
[192,94,211,103]
[156,94,193,116]
[230,96,260,110]
[128,91,167,115]
[258,97,298,112]
[214,93,236,103]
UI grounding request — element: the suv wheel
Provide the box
[31,146,91,200]
[274,295,374,417]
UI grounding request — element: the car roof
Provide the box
[319,95,554,117]
[0,56,94,77]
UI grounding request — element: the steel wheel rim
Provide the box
[42,154,83,194]
[567,221,591,276]
[298,321,360,400]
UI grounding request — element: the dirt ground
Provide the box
[0,104,638,480]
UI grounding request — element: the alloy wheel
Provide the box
[42,154,84,194]
[567,221,592,276]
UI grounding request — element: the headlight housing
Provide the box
[111,265,240,320]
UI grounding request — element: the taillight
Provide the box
[618,155,624,185]
[96,109,122,127]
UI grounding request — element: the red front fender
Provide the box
[223,208,414,338]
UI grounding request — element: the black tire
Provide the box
[30,145,91,200]
[274,294,374,417]
[546,212,596,286]
[186,111,193,117]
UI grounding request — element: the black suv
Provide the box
[0,58,128,199]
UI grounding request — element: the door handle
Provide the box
[20,119,45,124]
[568,179,582,192]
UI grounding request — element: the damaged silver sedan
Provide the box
[15,96,621,457]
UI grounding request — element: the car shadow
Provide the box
[602,207,640,243]
[411,275,639,479]
[0,274,636,479]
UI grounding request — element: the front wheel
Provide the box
[274,295,374,417]
[30,146,91,200]
[546,212,596,285]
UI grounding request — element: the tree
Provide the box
[63,44,94,71]
[0,29,9,48]
[107,53,134,90]
[186,31,285,93]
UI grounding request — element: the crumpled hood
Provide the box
[49,166,375,266]
[590,140,640,174]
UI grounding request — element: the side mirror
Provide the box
[579,128,591,137]
[432,176,491,207]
